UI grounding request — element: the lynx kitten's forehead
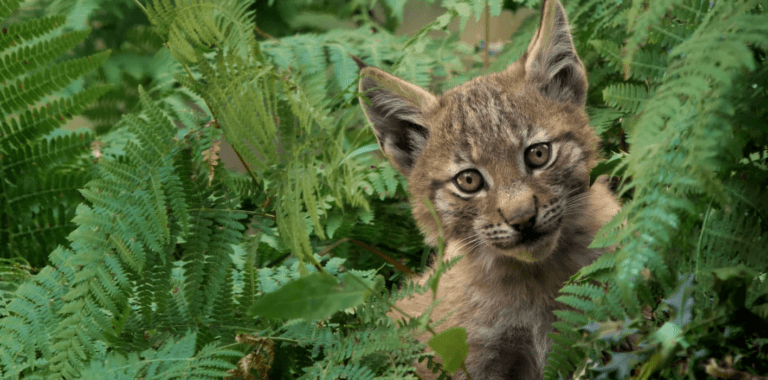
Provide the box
[427,76,595,167]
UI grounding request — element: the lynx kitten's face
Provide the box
[409,80,596,262]
[358,0,598,263]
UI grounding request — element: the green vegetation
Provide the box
[0,0,766,379]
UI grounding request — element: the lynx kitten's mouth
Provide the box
[491,228,561,262]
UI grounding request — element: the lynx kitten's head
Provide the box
[357,0,598,263]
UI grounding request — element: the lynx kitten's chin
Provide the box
[493,229,561,263]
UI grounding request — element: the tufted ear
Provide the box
[521,0,587,107]
[354,57,437,176]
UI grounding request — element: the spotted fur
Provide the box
[357,0,620,378]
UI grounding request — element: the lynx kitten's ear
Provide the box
[522,0,587,106]
[354,57,437,176]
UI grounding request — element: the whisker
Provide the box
[453,234,480,254]
[467,236,487,251]
[564,193,590,206]
[452,234,477,249]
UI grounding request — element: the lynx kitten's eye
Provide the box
[454,170,484,193]
[525,143,551,168]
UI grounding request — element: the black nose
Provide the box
[511,216,536,232]
[508,211,536,232]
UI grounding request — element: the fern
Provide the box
[0,85,252,378]
[601,83,649,114]
[78,331,240,379]
[144,0,403,269]
[0,0,111,265]
[543,0,768,378]
[2,0,766,379]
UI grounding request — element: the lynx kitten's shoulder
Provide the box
[356,1,620,379]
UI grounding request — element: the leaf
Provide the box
[428,327,469,373]
[201,139,221,186]
[339,143,379,167]
[602,83,648,114]
[592,352,642,380]
[325,213,343,239]
[357,207,374,224]
[590,152,627,185]
[248,273,372,320]
[661,274,695,327]
[712,265,756,310]
[383,0,407,23]
[328,44,357,93]
[653,321,685,360]
[489,0,503,17]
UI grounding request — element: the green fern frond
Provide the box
[553,309,588,327]
[0,84,110,151]
[79,332,240,380]
[610,0,768,314]
[5,131,93,177]
[623,0,686,76]
[601,83,648,114]
[0,29,91,82]
[328,43,358,94]
[589,39,667,81]
[0,51,109,117]
[0,86,237,377]
[143,0,255,64]
[575,250,617,280]
[0,15,67,54]
[300,362,376,380]
[1,0,110,259]
[543,323,583,380]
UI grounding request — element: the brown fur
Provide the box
[356,1,620,378]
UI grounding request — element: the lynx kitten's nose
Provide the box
[509,211,536,232]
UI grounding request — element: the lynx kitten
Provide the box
[356,0,620,378]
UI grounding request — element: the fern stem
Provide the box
[254,26,274,39]
[180,61,261,188]
[461,363,475,380]
[232,146,260,185]
[180,62,196,85]
[672,2,702,17]
[694,202,713,278]
[348,239,416,275]
[0,163,12,252]
[650,25,684,42]
[189,208,274,219]
[208,327,301,344]
[131,0,148,17]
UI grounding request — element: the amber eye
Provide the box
[524,143,551,169]
[454,169,484,193]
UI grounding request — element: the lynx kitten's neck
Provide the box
[392,182,618,380]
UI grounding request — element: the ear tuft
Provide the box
[350,54,367,70]
[524,0,587,107]
[357,66,436,176]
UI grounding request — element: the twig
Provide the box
[484,2,490,70]
[318,237,416,276]
[254,26,273,39]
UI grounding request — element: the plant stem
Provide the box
[695,201,713,279]
[484,2,490,70]
[131,0,148,16]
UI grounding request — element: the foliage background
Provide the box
[0,0,766,379]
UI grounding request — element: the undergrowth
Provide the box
[0,0,766,379]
